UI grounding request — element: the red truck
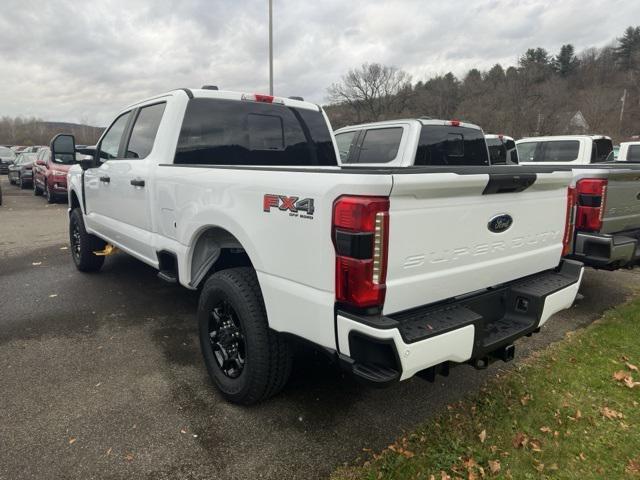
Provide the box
[33,147,74,203]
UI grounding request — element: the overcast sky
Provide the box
[0,0,638,126]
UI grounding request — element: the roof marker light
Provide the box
[449,120,461,126]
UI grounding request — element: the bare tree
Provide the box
[327,63,412,123]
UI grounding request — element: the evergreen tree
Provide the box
[553,44,578,76]
[614,26,640,70]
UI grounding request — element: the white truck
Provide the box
[55,89,583,404]
[334,118,491,166]
[517,135,640,269]
[618,141,640,162]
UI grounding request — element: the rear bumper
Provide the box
[570,230,640,269]
[336,260,584,385]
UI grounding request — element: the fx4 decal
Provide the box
[263,194,315,217]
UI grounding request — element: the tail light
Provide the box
[241,93,283,104]
[575,179,608,232]
[563,187,576,256]
[332,196,389,310]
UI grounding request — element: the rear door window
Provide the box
[415,125,489,166]
[628,145,640,161]
[335,131,357,162]
[174,98,337,166]
[125,103,166,159]
[518,141,579,162]
[486,138,506,164]
[356,128,403,164]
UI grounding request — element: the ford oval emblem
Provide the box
[488,214,513,233]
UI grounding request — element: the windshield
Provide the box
[0,146,16,158]
[16,153,37,165]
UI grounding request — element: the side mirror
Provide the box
[51,133,75,158]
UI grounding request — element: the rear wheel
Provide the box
[69,208,106,272]
[198,267,292,405]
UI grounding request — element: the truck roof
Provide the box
[125,88,321,112]
[517,134,612,143]
[334,118,482,133]
[485,134,515,142]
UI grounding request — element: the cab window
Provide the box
[99,112,131,160]
[125,103,166,159]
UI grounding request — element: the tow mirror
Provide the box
[50,134,76,165]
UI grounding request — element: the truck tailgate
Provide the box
[601,169,640,234]
[384,171,573,315]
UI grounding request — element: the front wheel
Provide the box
[69,208,106,272]
[198,267,292,405]
[33,179,42,196]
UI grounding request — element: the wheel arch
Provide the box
[188,225,258,289]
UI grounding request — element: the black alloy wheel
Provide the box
[208,300,246,378]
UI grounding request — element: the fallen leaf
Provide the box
[614,370,632,382]
[601,406,624,420]
[106,448,112,456]
[488,459,501,474]
[32,262,42,266]
[124,452,134,462]
[624,377,640,388]
[440,471,451,480]
[530,439,543,452]
[520,394,532,406]
[579,452,586,461]
[48,294,58,298]
[180,428,187,434]
[626,458,640,475]
[512,432,528,449]
[68,437,76,445]
[534,462,545,472]
[479,429,487,443]
[627,363,639,372]
[539,426,552,434]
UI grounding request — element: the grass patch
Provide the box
[333,298,640,480]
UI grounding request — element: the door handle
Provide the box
[100,176,110,183]
[130,178,145,187]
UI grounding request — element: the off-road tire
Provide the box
[69,208,106,272]
[198,267,292,405]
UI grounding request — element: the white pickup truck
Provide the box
[517,135,640,269]
[55,89,583,404]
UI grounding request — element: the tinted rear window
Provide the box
[353,127,403,164]
[593,138,613,163]
[174,98,337,166]
[628,145,640,161]
[517,140,579,162]
[414,126,489,166]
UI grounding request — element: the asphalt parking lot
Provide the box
[1,174,639,480]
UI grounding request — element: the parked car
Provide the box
[0,146,17,174]
[8,152,37,188]
[334,119,490,166]
[617,141,640,162]
[517,136,640,270]
[484,134,518,164]
[59,88,583,404]
[32,146,74,203]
